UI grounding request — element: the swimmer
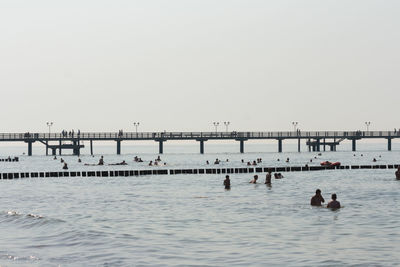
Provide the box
[249,175,258,184]
[206,160,209,165]
[310,189,325,206]
[277,159,280,161]
[157,155,161,161]
[62,162,68,170]
[286,158,290,163]
[149,161,153,166]
[395,167,400,180]
[247,162,251,166]
[60,158,64,163]
[373,158,377,162]
[214,158,220,164]
[265,171,272,185]
[252,160,257,166]
[327,193,341,209]
[98,156,104,165]
[53,156,57,160]
[78,158,82,163]
[223,175,231,190]
[241,159,244,163]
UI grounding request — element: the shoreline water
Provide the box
[1,145,399,266]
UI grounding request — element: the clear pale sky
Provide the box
[1,0,399,133]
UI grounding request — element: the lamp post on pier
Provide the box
[224,121,230,132]
[133,122,140,134]
[46,122,53,136]
[292,121,298,132]
[213,122,220,133]
[365,121,371,132]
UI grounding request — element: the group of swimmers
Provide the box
[148,155,167,166]
[223,170,284,189]
[311,189,341,209]
[223,175,341,209]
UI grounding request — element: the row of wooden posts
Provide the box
[1,164,398,180]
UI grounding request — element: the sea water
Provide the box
[0,142,399,266]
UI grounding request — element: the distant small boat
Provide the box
[320,161,341,167]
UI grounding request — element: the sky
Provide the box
[1,0,399,133]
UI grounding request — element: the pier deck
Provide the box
[0,131,399,156]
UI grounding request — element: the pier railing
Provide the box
[1,131,399,141]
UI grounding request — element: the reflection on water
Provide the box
[0,144,400,266]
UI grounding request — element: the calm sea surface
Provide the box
[0,142,400,266]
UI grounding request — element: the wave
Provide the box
[0,210,65,228]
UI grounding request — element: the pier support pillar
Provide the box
[27,142,33,156]
[323,138,326,151]
[73,141,80,156]
[297,138,301,152]
[158,140,164,154]
[278,139,282,153]
[200,140,204,154]
[46,141,48,156]
[117,140,121,155]
[52,148,56,156]
[316,139,320,152]
[388,138,392,151]
[90,140,93,155]
[196,139,207,154]
[352,139,357,152]
[240,140,245,153]
[59,140,62,155]
[308,139,311,152]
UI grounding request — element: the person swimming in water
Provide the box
[62,162,68,170]
[98,156,104,165]
[327,193,341,209]
[310,189,325,206]
[223,175,231,190]
[249,175,258,184]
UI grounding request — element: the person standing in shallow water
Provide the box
[327,193,341,209]
[395,167,400,180]
[310,189,325,206]
[249,175,258,184]
[265,171,272,185]
[223,175,231,190]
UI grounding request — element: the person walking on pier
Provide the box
[224,175,231,190]
[310,189,325,206]
[327,194,341,209]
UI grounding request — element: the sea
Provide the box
[0,141,399,266]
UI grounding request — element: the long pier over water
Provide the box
[0,131,399,156]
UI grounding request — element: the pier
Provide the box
[0,130,399,156]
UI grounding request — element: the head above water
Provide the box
[316,189,321,194]
[332,193,337,200]
[226,175,229,179]
[254,175,258,180]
